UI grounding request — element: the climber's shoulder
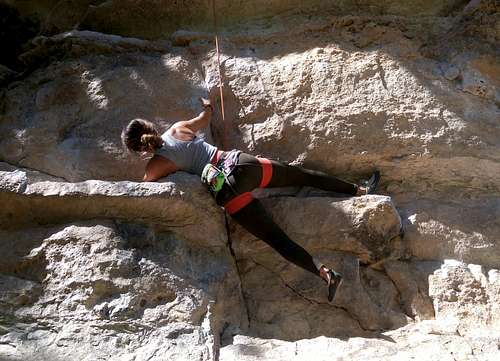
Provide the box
[167,124,196,141]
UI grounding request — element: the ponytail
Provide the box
[140,133,163,150]
[121,118,163,153]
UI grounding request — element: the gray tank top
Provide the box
[154,131,218,175]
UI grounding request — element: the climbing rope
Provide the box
[212,0,228,150]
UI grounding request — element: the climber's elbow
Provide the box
[142,155,178,182]
[143,173,159,182]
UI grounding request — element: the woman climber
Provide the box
[121,97,380,302]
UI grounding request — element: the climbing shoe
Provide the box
[327,269,343,302]
[364,170,380,195]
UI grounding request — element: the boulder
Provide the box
[220,321,500,361]
[383,260,436,321]
[0,166,245,361]
[400,197,500,269]
[429,260,500,332]
[230,195,407,337]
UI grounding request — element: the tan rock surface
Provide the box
[229,195,406,337]
[0,167,244,361]
[1,0,499,360]
[220,321,500,361]
[4,1,470,39]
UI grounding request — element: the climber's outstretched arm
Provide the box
[170,97,213,134]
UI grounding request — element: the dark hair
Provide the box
[121,118,163,153]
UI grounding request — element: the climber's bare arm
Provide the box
[169,97,213,136]
[143,155,179,182]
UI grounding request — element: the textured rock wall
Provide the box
[1,0,499,360]
[0,165,246,360]
[1,0,470,39]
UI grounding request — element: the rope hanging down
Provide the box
[212,0,228,150]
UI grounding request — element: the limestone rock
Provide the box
[171,30,212,47]
[0,275,41,308]
[429,260,500,332]
[220,322,500,361]
[0,64,18,86]
[230,195,407,336]
[205,32,499,197]
[0,51,208,182]
[19,30,171,68]
[443,64,460,80]
[0,166,226,243]
[401,198,500,269]
[460,55,500,102]
[0,168,245,361]
[3,1,470,40]
[244,195,403,264]
[0,1,499,360]
[384,260,436,321]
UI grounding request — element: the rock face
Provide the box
[1,1,499,360]
[3,1,471,40]
[230,195,406,340]
[0,166,245,360]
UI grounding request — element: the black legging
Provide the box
[215,153,358,278]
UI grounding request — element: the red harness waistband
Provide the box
[223,157,273,215]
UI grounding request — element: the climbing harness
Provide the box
[219,156,274,215]
[201,150,241,193]
[201,150,275,215]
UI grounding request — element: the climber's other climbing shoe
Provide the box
[327,269,343,302]
[364,170,380,195]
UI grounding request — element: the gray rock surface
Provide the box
[230,195,406,339]
[220,322,500,361]
[0,167,244,361]
[1,0,499,360]
[429,260,500,331]
[4,1,470,39]
[0,64,17,86]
